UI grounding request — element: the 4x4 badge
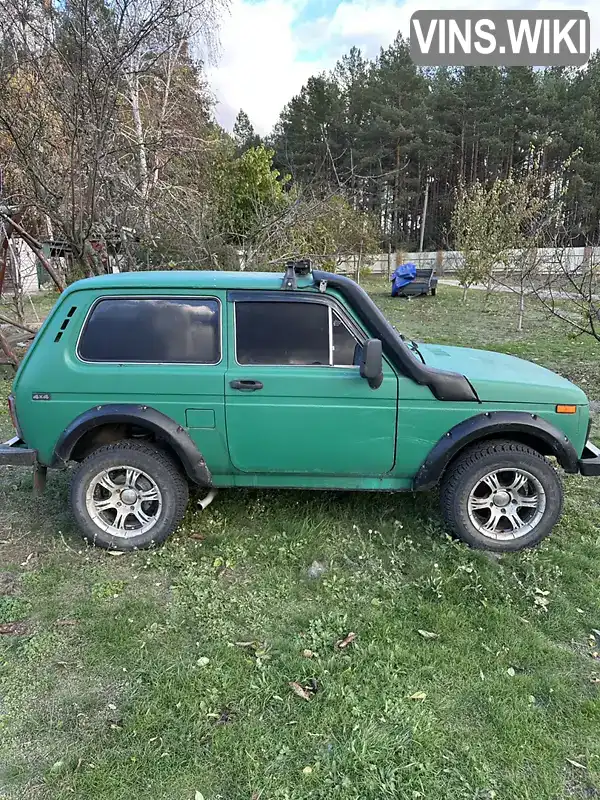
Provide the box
[32,393,51,401]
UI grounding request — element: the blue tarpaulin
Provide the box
[391,262,417,297]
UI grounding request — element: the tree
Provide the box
[0,0,225,282]
[213,144,290,268]
[269,41,600,251]
[233,109,260,153]
[451,180,504,301]
[451,153,576,329]
[532,250,600,344]
[283,194,380,276]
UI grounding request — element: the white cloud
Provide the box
[206,0,333,135]
[208,0,600,136]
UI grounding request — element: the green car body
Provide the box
[2,264,599,551]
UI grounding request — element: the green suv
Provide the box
[1,261,599,552]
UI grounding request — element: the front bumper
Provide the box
[578,440,600,476]
[0,436,37,466]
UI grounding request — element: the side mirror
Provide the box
[359,339,384,389]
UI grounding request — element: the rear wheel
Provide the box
[440,439,563,551]
[70,440,189,551]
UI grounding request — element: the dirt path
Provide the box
[438,279,599,302]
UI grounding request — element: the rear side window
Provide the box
[78,297,220,363]
[235,301,359,366]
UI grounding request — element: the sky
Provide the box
[205,0,600,136]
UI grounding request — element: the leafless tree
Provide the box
[0,0,225,282]
[527,237,600,343]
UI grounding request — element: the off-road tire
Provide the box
[70,440,189,551]
[440,439,563,552]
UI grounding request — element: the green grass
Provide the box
[1,283,600,800]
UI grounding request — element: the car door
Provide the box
[224,291,398,476]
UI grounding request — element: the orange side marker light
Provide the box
[556,404,577,414]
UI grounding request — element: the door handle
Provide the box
[230,379,264,391]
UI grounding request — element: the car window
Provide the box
[235,301,359,366]
[332,310,359,366]
[78,297,220,363]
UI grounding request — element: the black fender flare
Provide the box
[413,411,579,490]
[52,404,212,486]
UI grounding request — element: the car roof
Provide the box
[63,270,311,295]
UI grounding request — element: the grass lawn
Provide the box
[1,283,600,800]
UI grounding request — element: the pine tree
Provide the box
[233,110,261,153]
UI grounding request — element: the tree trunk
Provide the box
[485,270,494,302]
[7,241,24,322]
[0,313,37,334]
[129,69,150,232]
[0,327,19,367]
[518,286,525,331]
[462,284,468,302]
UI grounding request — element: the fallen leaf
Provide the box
[302,766,313,775]
[190,533,205,541]
[417,629,439,640]
[302,649,314,658]
[566,758,587,770]
[197,656,210,667]
[408,691,427,701]
[289,681,312,701]
[507,667,516,677]
[0,622,27,635]
[534,588,550,596]
[107,550,125,557]
[534,596,549,610]
[55,619,78,627]
[336,632,356,649]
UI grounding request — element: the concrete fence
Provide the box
[339,246,600,277]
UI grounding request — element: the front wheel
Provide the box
[70,440,189,551]
[440,440,563,552]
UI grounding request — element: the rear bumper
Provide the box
[578,440,600,476]
[0,436,37,466]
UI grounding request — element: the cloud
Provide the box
[208,0,600,137]
[206,0,333,135]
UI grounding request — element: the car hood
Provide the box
[418,344,588,404]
